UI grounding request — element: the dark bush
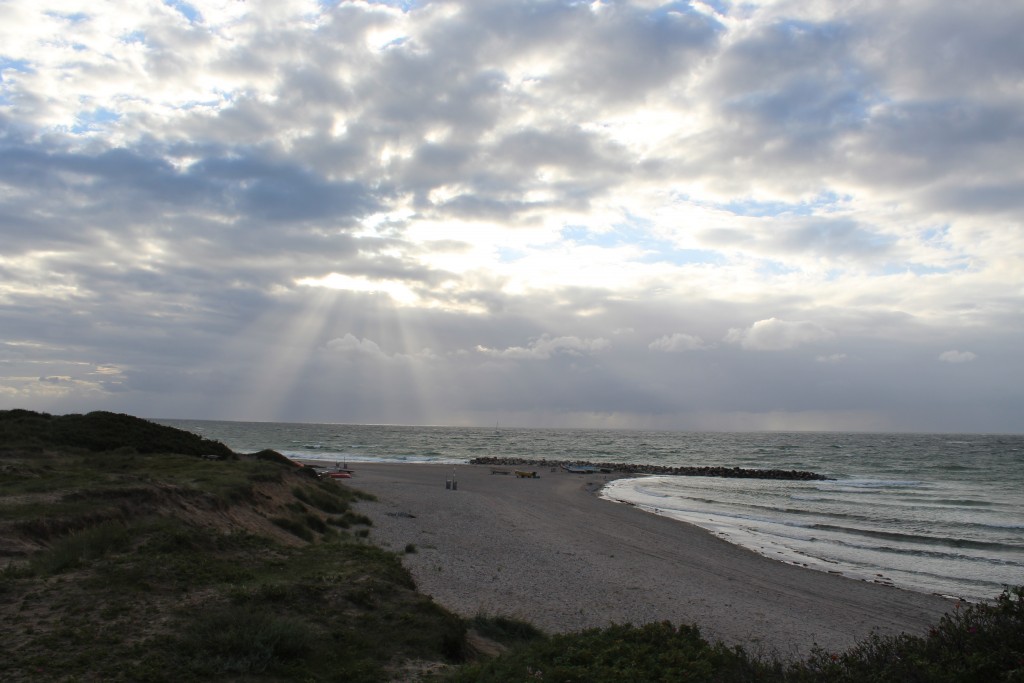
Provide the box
[0,410,235,458]
[789,586,1024,682]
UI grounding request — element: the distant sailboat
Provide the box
[493,419,501,436]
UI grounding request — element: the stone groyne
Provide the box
[469,456,830,481]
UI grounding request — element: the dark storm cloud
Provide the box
[0,133,379,238]
[852,0,1024,99]
[195,156,379,223]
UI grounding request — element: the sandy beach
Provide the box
[343,462,955,658]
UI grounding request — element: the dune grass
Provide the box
[0,410,466,681]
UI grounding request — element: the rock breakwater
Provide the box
[469,456,830,481]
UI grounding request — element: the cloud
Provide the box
[939,350,977,364]
[725,318,835,351]
[476,335,610,360]
[0,0,1021,431]
[649,332,707,352]
[325,334,388,358]
[38,375,75,385]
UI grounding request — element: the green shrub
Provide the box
[789,586,1024,682]
[448,621,737,682]
[447,588,1024,683]
[180,604,314,675]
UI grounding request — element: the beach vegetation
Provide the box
[444,621,742,682]
[786,586,1024,682]
[0,409,235,458]
[0,410,468,681]
[468,613,546,647]
[293,481,374,513]
[443,588,1024,682]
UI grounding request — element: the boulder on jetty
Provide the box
[469,456,830,481]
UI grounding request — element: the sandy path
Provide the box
[342,462,954,658]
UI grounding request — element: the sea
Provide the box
[158,420,1024,602]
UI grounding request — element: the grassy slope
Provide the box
[0,411,466,681]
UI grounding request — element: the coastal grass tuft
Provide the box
[28,519,133,575]
[270,514,316,541]
[293,480,373,512]
[179,604,315,676]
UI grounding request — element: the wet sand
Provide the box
[341,462,954,658]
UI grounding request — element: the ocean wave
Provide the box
[633,486,674,499]
[929,498,993,507]
[981,521,1024,530]
[929,464,977,471]
[278,450,466,465]
[832,541,1024,567]
[810,523,1024,553]
[789,494,830,502]
[826,479,925,489]
[621,499,818,531]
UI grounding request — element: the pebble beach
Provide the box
[344,462,955,658]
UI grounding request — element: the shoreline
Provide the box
[329,461,955,658]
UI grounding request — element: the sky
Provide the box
[1,0,1022,432]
